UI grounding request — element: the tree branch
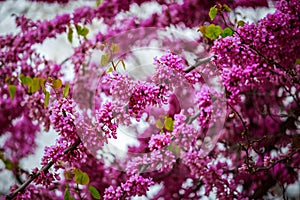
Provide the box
[6,139,81,200]
[183,55,214,73]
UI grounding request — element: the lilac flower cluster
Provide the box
[154,52,204,89]
[126,150,176,174]
[3,0,300,199]
[212,0,300,104]
[172,113,198,151]
[4,115,39,163]
[49,98,78,142]
[103,174,154,200]
[96,102,118,139]
[183,151,239,199]
[195,86,213,128]
[148,133,171,151]
[101,72,137,102]
[128,83,167,120]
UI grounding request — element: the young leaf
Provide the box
[106,66,114,73]
[164,117,174,131]
[89,186,101,199]
[64,187,75,200]
[0,154,15,170]
[75,24,82,32]
[76,24,89,37]
[101,53,110,66]
[52,79,63,89]
[96,0,102,7]
[39,78,46,92]
[209,6,218,21]
[205,24,222,40]
[20,75,32,86]
[198,25,207,35]
[155,119,164,129]
[5,76,10,83]
[167,144,180,155]
[44,91,50,108]
[30,77,40,93]
[111,43,120,54]
[8,85,16,100]
[237,20,245,27]
[67,26,73,43]
[63,83,70,98]
[222,4,232,12]
[221,27,234,38]
[74,171,90,185]
[80,27,89,37]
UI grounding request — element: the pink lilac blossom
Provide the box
[212,0,300,105]
[128,82,166,120]
[49,98,78,142]
[11,184,59,200]
[172,113,198,151]
[2,0,300,199]
[148,133,171,151]
[103,174,154,200]
[96,102,118,139]
[126,150,176,174]
[4,115,39,163]
[195,86,213,128]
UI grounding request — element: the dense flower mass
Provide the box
[103,174,154,200]
[212,0,300,105]
[1,0,300,199]
[128,83,166,120]
[96,102,118,139]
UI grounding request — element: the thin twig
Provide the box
[183,55,214,73]
[6,139,81,200]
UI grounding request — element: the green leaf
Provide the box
[89,186,101,199]
[64,187,75,200]
[20,74,25,84]
[63,83,70,98]
[111,43,120,54]
[222,4,232,12]
[74,170,90,185]
[106,66,114,73]
[101,53,110,66]
[164,117,174,131]
[155,119,164,129]
[44,91,50,108]
[96,0,102,6]
[209,6,218,21]
[67,26,73,43]
[237,20,245,27]
[52,79,62,90]
[20,75,32,86]
[295,58,300,65]
[39,78,46,90]
[80,27,89,37]
[0,155,14,170]
[221,27,234,38]
[30,77,40,93]
[8,85,16,100]
[205,24,222,40]
[167,144,180,155]
[76,24,89,37]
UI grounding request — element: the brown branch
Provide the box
[183,55,214,73]
[6,139,81,200]
[252,148,300,173]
